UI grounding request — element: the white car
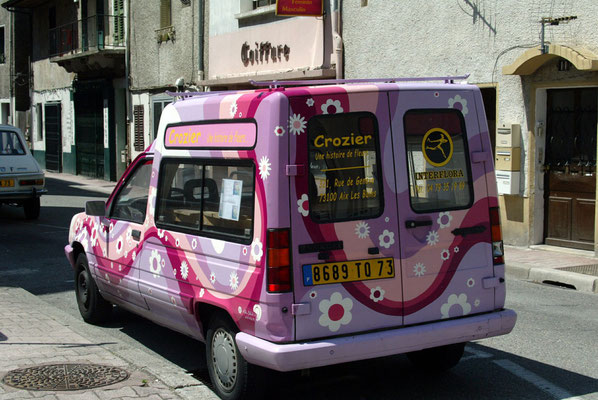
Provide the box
[0,125,46,219]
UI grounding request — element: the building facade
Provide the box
[343,0,598,252]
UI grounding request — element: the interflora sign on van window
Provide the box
[307,112,383,223]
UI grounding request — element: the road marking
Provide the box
[462,347,494,362]
[494,359,584,400]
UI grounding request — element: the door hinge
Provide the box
[286,165,305,176]
[291,303,311,315]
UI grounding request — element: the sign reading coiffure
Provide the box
[276,0,323,17]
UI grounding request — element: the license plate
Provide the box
[302,257,394,286]
[0,179,14,187]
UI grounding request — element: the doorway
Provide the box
[543,88,597,250]
[44,103,62,172]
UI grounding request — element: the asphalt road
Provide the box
[1,176,598,399]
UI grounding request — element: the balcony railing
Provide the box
[49,14,125,58]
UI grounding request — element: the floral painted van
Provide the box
[65,77,516,400]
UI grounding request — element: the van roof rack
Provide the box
[250,74,470,88]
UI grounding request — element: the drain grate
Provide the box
[557,264,598,277]
[2,364,129,391]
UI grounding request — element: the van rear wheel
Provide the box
[406,342,465,372]
[206,315,265,400]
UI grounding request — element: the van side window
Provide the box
[404,109,473,212]
[110,160,152,224]
[155,159,255,243]
[307,112,383,223]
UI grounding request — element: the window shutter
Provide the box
[160,0,171,28]
[134,105,144,152]
[113,0,124,44]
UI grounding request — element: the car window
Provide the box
[0,130,26,155]
[110,160,153,224]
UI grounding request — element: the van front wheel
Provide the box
[407,342,465,372]
[206,315,264,400]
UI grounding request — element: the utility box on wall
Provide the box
[495,147,521,171]
[497,123,521,147]
[496,171,521,195]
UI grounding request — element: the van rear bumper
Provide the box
[236,309,516,372]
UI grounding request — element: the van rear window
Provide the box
[404,109,473,212]
[307,112,383,223]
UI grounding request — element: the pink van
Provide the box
[65,77,516,400]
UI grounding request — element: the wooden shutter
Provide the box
[113,0,124,45]
[160,0,171,28]
[134,105,144,152]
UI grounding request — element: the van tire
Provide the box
[406,342,465,372]
[23,198,40,219]
[206,315,265,400]
[75,253,112,324]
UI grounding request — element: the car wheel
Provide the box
[75,253,112,324]
[206,315,265,400]
[23,197,40,219]
[407,342,466,372]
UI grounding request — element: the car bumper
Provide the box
[0,187,47,201]
[236,308,517,372]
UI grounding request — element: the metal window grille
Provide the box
[134,105,144,151]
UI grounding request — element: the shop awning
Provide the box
[503,44,598,75]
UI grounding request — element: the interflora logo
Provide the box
[422,128,454,167]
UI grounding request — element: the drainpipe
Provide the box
[124,0,131,164]
[330,0,343,79]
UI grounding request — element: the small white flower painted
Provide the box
[238,306,243,314]
[321,99,344,114]
[437,211,453,229]
[230,101,238,117]
[289,113,307,135]
[180,261,189,280]
[210,272,216,284]
[306,98,315,107]
[229,271,239,291]
[157,229,165,239]
[448,94,469,115]
[426,230,440,246]
[116,236,124,254]
[199,288,205,298]
[385,217,390,223]
[149,249,162,277]
[467,278,475,288]
[251,238,264,262]
[369,286,385,303]
[192,238,197,250]
[441,249,450,261]
[132,251,136,261]
[258,156,272,180]
[378,230,395,249]
[355,221,370,239]
[297,194,309,217]
[242,247,248,256]
[309,290,318,299]
[175,238,180,247]
[474,299,480,307]
[413,263,426,277]
[454,246,460,253]
[441,293,471,319]
[318,292,353,332]
[274,126,285,137]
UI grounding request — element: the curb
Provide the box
[7,288,219,400]
[506,263,598,294]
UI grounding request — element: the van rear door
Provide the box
[389,88,496,326]
[287,91,404,340]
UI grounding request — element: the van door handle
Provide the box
[132,229,141,241]
[405,220,433,229]
[451,225,486,237]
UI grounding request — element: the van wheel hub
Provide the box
[211,328,237,390]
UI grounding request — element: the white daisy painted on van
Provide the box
[90,224,98,247]
[251,238,263,262]
[229,271,239,291]
[306,98,314,107]
[289,113,306,135]
[378,230,395,249]
[209,272,216,284]
[297,194,309,217]
[192,238,197,249]
[448,94,469,115]
[149,249,162,278]
[426,230,440,246]
[441,293,471,319]
[370,286,385,303]
[467,278,475,288]
[274,126,285,137]
[441,249,450,261]
[230,101,238,117]
[321,99,343,114]
[157,229,166,239]
[319,292,353,332]
[180,261,189,280]
[116,236,124,254]
[413,263,426,277]
[258,156,271,180]
[355,221,370,239]
[437,212,453,229]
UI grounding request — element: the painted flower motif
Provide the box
[157,229,166,239]
[238,306,243,314]
[109,222,114,234]
[434,92,440,98]
[229,271,239,291]
[448,94,469,115]
[385,217,390,223]
[175,238,180,248]
[230,101,238,117]
[309,290,318,299]
[318,292,353,332]
[413,263,426,277]
[297,194,309,217]
[149,249,162,277]
[132,251,136,261]
[306,98,315,107]
[454,246,460,253]
[321,99,344,114]
[441,249,450,261]
[467,278,475,288]
[210,272,216,284]
[199,288,205,298]
[441,293,471,319]
[474,299,480,307]
[173,269,177,277]
[192,238,197,250]
[253,304,262,321]
[242,247,248,256]
[116,236,124,254]
[355,221,370,239]
[180,261,189,280]
[258,156,271,180]
[437,212,453,229]
[90,225,98,247]
[274,126,285,137]
[426,230,440,246]
[148,189,156,216]
[370,286,385,303]
[289,113,307,135]
[251,238,264,262]
[378,230,395,249]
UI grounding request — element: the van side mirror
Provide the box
[85,200,107,217]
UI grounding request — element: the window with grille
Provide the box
[134,105,144,152]
[113,0,125,45]
[160,0,172,28]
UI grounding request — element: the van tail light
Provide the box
[490,207,504,265]
[267,228,292,293]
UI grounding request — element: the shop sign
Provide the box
[275,0,323,17]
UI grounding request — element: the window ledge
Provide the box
[235,5,276,20]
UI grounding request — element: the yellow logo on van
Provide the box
[422,128,453,167]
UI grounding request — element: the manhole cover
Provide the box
[2,364,129,391]
[557,264,598,277]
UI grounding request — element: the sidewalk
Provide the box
[0,287,218,400]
